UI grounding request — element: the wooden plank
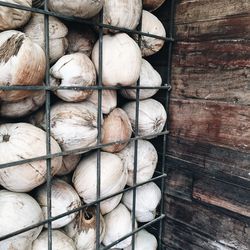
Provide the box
[173,41,250,70]
[164,218,236,250]
[152,41,250,107]
[166,136,250,182]
[164,196,250,250]
[169,98,250,152]
[171,40,250,104]
[174,0,250,41]
[165,168,250,217]
[193,177,250,217]
[165,169,193,201]
[176,15,250,41]
[162,0,250,248]
[175,0,250,24]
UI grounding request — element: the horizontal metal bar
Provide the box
[101,215,166,250]
[0,130,169,169]
[0,1,174,42]
[0,84,172,91]
[0,174,166,241]
[0,0,174,248]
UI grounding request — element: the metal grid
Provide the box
[0,0,176,249]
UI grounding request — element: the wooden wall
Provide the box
[163,0,250,249]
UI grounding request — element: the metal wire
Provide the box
[0,1,173,42]
[0,84,172,90]
[130,10,143,250]
[96,9,104,250]
[0,131,169,169]
[101,215,166,250]
[43,0,52,248]
[0,174,166,242]
[159,0,176,248]
[0,1,176,249]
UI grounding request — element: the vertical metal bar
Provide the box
[0,0,175,248]
[159,0,175,249]
[131,8,143,250]
[44,0,52,249]
[96,9,104,250]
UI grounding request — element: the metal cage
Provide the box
[0,0,175,249]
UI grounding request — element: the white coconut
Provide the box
[50,53,96,102]
[116,140,158,186]
[123,99,167,137]
[0,30,45,102]
[120,59,162,100]
[92,33,142,86]
[103,204,137,249]
[64,207,106,250]
[24,13,68,63]
[31,101,101,152]
[32,230,76,250]
[122,182,161,222]
[102,0,142,33]
[35,179,81,229]
[139,10,166,57]
[0,190,44,250]
[73,152,128,214]
[0,123,62,192]
[87,90,117,114]
[48,0,104,19]
[124,229,158,250]
[0,91,45,118]
[0,0,32,31]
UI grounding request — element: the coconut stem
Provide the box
[3,134,10,142]
[84,210,93,220]
[78,208,94,227]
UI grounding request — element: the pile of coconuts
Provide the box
[0,0,168,249]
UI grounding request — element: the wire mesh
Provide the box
[0,0,176,249]
[43,1,52,248]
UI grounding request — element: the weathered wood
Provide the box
[176,16,250,41]
[169,99,250,152]
[166,136,250,182]
[175,0,250,24]
[151,42,250,106]
[165,169,193,201]
[171,41,250,104]
[165,196,250,250]
[165,168,250,217]
[162,0,250,248]
[193,177,250,217]
[164,218,236,250]
[174,0,250,41]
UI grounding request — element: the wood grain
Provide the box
[165,169,193,201]
[164,218,236,250]
[176,15,250,41]
[165,169,250,217]
[165,196,250,250]
[171,41,250,104]
[193,177,250,217]
[169,99,250,152]
[175,0,250,24]
[166,136,250,182]
[162,0,250,248]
